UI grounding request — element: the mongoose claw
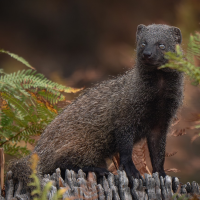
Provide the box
[96,170,109,177]
[118,164,124,171]
[119,161,144,187]
[158,171,166,178]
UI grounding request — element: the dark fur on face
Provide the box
[136,24,182,68]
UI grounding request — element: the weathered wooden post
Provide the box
[0,148,4,190]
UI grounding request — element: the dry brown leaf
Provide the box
[132,140,151,176]
[59,177,64,187]
[112,154,119,169]
[164,168,180,173]
[165,151,177,157]
[191,134,200,143]
[171,117,180,126]
[108,162,118,175]
[108,154,119,175]
[171,129,187,137]
[108,140,151,176]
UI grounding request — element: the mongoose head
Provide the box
[136,24,182,68]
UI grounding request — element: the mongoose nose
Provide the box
[143,51,152,59]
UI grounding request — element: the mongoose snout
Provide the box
[143,50,152,59]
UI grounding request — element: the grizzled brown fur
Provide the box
[9,24,184,187]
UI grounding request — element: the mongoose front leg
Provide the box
[147,128,167,177]
[115,127,143,182]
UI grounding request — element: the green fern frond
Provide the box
[0,50,81,157]
[0,50,34,69]
[160,32,200,85]
[3,143,30,157]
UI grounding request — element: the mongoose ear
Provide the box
[170,27,182,44]
[136,24,146,42]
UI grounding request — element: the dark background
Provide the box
[0,0,200,183]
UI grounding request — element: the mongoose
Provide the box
[10,24,184,187]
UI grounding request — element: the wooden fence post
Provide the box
[0,148,4,190]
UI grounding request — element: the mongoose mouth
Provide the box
[141,57,167,68]
[142,59,161,67]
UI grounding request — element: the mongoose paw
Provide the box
[81,166,109,177]
[158,171,166,178]
[94,168,109,177]
[119,160,144,186]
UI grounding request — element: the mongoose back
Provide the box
[10,24,184,187]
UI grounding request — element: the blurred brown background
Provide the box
[0,0,200,183]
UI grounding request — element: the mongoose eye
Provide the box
[141,43,146,48]
[159,44,165,50]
